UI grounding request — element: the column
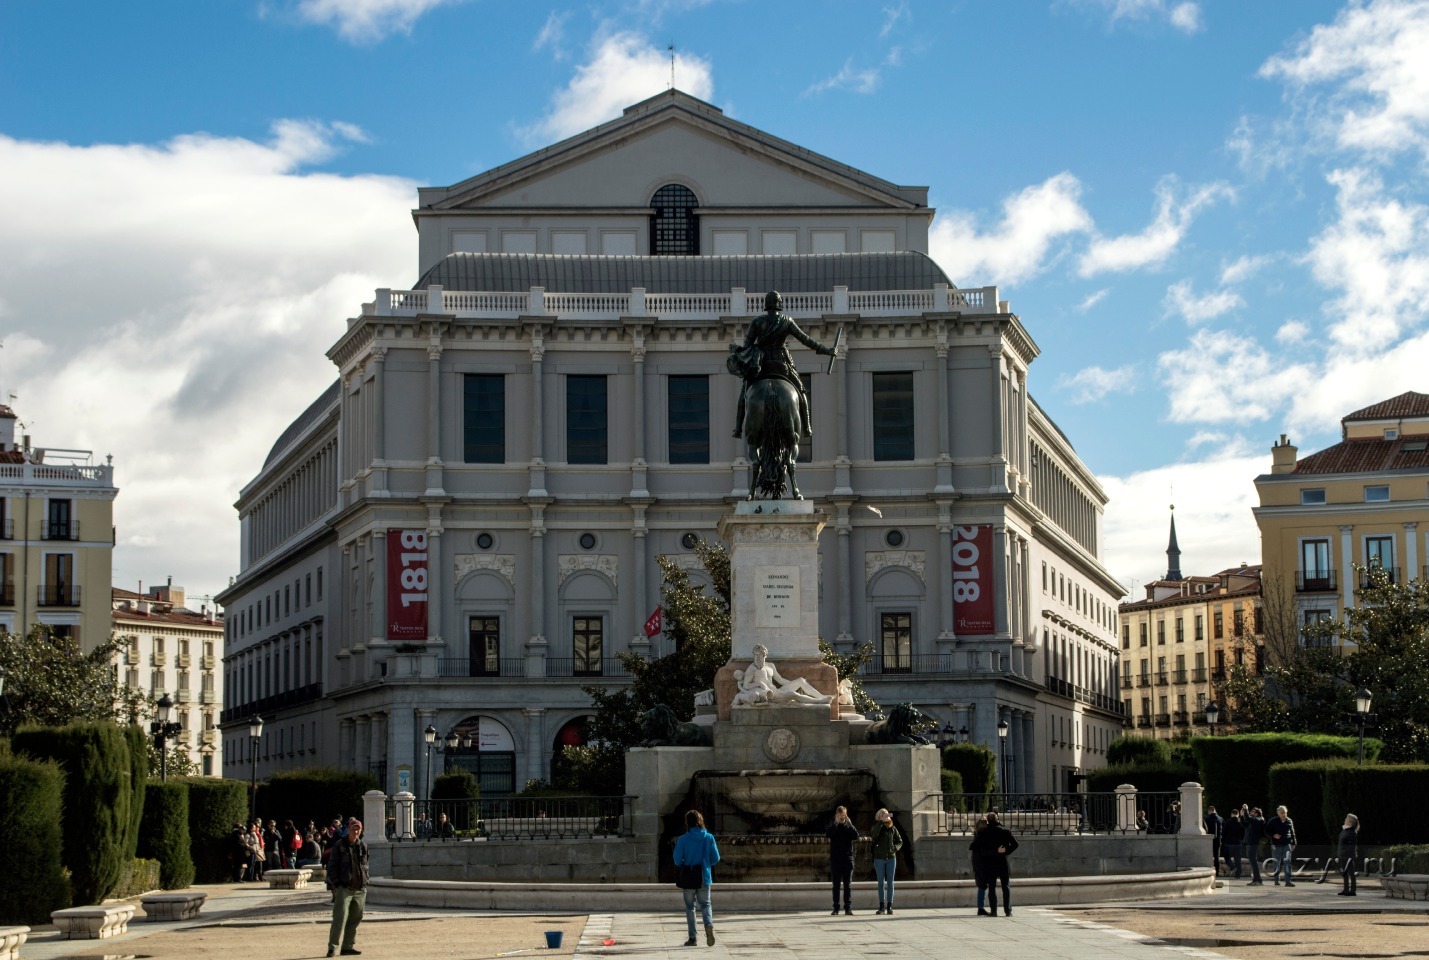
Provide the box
[1009,709,1024,793]
[988,345,1008,493]
[630,505,651,657]
[426,516,444,646]
[370,346,389,497]
[832,325,853,496]
[338,718,355,772]
[354,715,371,775]
[388,706,414,798]
[370,712,387,792]
[425,338,445,497]
[835,502,854,648]
[937,503,956,646]
[1339,524,1355,620]
[1020,711,1036,794]
[372,529,387,646]
[523,707,547,789]
[992,523,1010,638]
[528,326,548,497]
[526,503,549,675]
[630,333,647,463]
[934,337,953,494]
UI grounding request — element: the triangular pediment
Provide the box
[420,90,927,213]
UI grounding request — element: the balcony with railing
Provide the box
[201,655,217,670]
[370,283,1003,322]
[0,583,13,606]
[220,682,323,723]
[1297,569,1337,592]
[151,651,167,667]
[1155,713,1171,727]
[1137,673,1151,688]
[124,647,141,665]
[1120,676,1133,690]
[37,583,80,606]
[175,689,191,703]
[1191,667,1207,682]
[437,657,528,679]
[1172,669,1187,684]
[176,653,191,669]
[200,689,217,704]
[0,518,12,540]
[1136,716,1151,728]
[0,460,114,488]
[1173,710,1189,725]
[41,521,81,541]
[1211,668,1226,681]
[1156,672,1169,686]
[1361,566,1400,587]
[544,658,634,679]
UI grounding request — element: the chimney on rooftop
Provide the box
[1271,434,1298,474]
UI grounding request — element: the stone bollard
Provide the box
[394,791,416,840]
[363,790,387,845]
[1179,782,1206,835]
[1116,783,1137,831]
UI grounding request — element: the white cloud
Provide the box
[1156,329,1314,423]
[881,1,910,37]
[1056,364,1136,404]
[1219,253,1273,285]
[1101,447,1267,599]
[1078,178,1234,277]
[1275,319,1311,344]
[520,33,714,144]
[1305,166,1429,352]
[805,59,882,97]
[1070,0,1204,33]
[1163,278,1244,324]
[0,124,416,602]
[1078,288,1111,311]
[295,0,458,43]
[929,172,1093,286]
[533,10,571,59]
[1260,0,1429,162]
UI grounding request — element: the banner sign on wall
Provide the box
[952,524,996,635]
[386,528,429,641]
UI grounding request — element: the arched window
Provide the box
[650,184,699,255]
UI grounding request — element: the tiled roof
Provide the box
[1294,437,1429,474]
[0,449,23,464]
[414,251,954,294]
[113,606,222,627]
[1345,391,1429,422]
[0,404,15,419]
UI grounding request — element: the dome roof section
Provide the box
[264,379,340,469]
[413,251,954,295]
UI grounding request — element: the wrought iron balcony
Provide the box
[38,583,80,606]
[1297,570,1337,592]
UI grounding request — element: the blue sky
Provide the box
[2,0,1426,605]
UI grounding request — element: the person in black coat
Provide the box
[969,811,1019,916]
[1204,806,1223,873]
[1222,809,1245,878]
[1241,806,1265,885]
[826,806,860,915]
[1337,813,1360,896]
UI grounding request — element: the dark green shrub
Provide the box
[111,858,161,898]
[1193,733,1381,814]
[552,743,626,796]
[1086,759,1197,794]
[0,752,70,923]
[432,769,480,800]
[1107,736,1172,766]
[122,725,148,861]
[256,767,378,831]
[1265,760,1356,846]
[1169,740,1198,776]
[12,722,141,904]
[1379,843,1429,873]
[1321,764,1429,846]
[941,743,997,796]
[138,780,194,889]
[181,777,249,883]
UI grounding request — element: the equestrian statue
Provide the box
[727,291,841,499]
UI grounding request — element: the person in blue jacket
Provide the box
[674,809,721,947]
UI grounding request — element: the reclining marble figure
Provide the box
[732,643,832,706]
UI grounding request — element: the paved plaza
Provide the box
[14,876,1427,960]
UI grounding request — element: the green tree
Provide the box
[0,626,148,736]
[818,638,879,716]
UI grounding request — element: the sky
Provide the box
[2,0,1427,608]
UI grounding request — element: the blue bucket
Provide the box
[545,931,564,949]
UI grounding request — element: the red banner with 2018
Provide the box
[386,528,429,641]
[952,524,995,635]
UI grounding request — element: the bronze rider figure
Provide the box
[729,291,835,440]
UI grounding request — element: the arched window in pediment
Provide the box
[650,183,699,255]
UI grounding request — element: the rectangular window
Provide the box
[306,573,312,606]
[667,375,710,464]
[468,617,501,677]
[566,375,608,465]
[1175,618,1184,642]
[1157,622,1165,644]
[1121,624,1130,649]
[463,374,506,463]
[1300,488,1326,505]
[573,617,604,676]
[1365,485,1390,502]
[880,613,912,673]
[1043,562,1048,592]
[317,567,324,601]
[46,499,73,539]
[1139,623,1148,646]
[1233,608,1245,636]
[42,553,75,605]
[871,372,915,461]
[1366,535,1395,572]
[1214,611,1224,639]
[1195,615,1204,641]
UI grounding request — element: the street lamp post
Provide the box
[959,726,969,744]
[1205,700,1219,737]
[247,715,264,821]
[1355,688,1373,766]
[443,729,459,776]
[423,723,438,803]
[150,692,183,782]
[997,717,1010,807]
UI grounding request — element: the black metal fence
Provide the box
[921,790,1181,836]
[385,796,634,841]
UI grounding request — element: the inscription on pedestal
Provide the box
[755,566,800,628]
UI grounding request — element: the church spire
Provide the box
[1165,504,1182,581]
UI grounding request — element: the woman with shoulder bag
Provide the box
[870,808,903,915]
[674,809,721,947]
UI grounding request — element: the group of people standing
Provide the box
[228,816,344,882]
[1204,804,1361,895]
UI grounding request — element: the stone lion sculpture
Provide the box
[639,704,713,747]
[865,702,934,745]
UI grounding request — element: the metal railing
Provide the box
[219,682,324,723]
[386,796,634,841]
[41,521,80,541]
[38,584,81,606]
[1361,566,1400,587]
[437,657,528,678]
[1191,668,1207,682]
[543,658,634,678]
[921,791,1181,836]
[1297,570,1337,592]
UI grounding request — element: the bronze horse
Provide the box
[742,377,803,500]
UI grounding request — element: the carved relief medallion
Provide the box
[763,728,801,764]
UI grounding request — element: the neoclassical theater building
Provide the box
[217,91,1125,797]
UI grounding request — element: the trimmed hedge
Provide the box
[1380,843,1429,873]
[1265,760,1354,847]
[111,857,161,899]
[139,780,195,889]
[432,769,480,800]
[1086,759,1197,795]
[1107,736,1172,766]
[12,722,144,904]
[1193,733,1381,814]
[0,752,70,923]
[256,767,378,831]
[182,777,249,883]
[939,768,966,796]
[1321,764,1429,846]
[941,743,997,796]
